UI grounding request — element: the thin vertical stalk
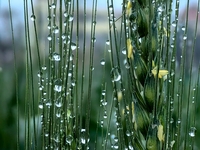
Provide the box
[75,0,80,140]
[165,1,173,148]
[8,0,19,149]
[24,0,37,148]
[171,0,181,149]
[85,0,97,147]
[182,0,190,149]
[79,0,86,146]
[184,0,199,149]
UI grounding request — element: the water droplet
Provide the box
[102,90,106,96]
[51,3,56,9]
[170,118,174,123]
[49,52,61,61]
[42,66,47,70]
[126,130,131,136]
[114,137,119,142]
[47,34,52,41]
[70,55,73,61]
[103,114,107,119]
[100,59,105,65]
[39,85,44,90]
[92,21,96,26]
[71,42,76,50]
[128,144,134,150]
[170,140,175,148]
[30,15,36,21]
[80,129,89,144]
[68,15,74,21]
[102,101,107,106]
[158,5,165,13]
[47,16,51,21]
[100,120,104,127]
[37,71,43,78]
[189,127,196,137]
[56,111,61,118]
[106,40,110,45]
[53,134,60,143]
[113,143,119,149]
[183,35,187,40]
[64,11,68,17]
[54,79,62,92]
[171,57,175,62]
[66,135,73,145]
[53,26,59,34]
[92,37,96,43]
[181,26,185,31]
[71,78,76,86]
[68,69,73,77]
[38,102,43,109]
[172,21,176,27]
[45,133,49,137]
[62,33,67,40]
[55,97,62,108]
[111,67,121,82]
[122,47,126,55]
[109,5,113,11]
[45,99,52,107]
[123,59,130,69]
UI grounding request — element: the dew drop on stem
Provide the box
[49,52,61,61]
[106,40,110,45]
[71,42,76,50]
[47,34,52,41]
[64,11,68,17]
[122,47,126,55]
[30,15,36,21]
[189,127,196,137]
[111,67,121,82]
[51,3,56,9]
[183,35,187,40]
[124,59,130,69]
[54,79,62,92]
[68,15,74,22]
[100,59,105,65]
[66,135,73,145]
[38,102,43,109]
[55,97,62,108]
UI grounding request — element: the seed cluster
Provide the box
[125,0,168,149]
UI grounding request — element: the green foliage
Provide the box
[1,0,200,149]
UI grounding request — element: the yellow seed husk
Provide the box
[126,1,132,17]
[127,38,133,59]
[151,67,168,78]
[157,124,164,142]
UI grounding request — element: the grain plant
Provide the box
[1,0,200,149]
